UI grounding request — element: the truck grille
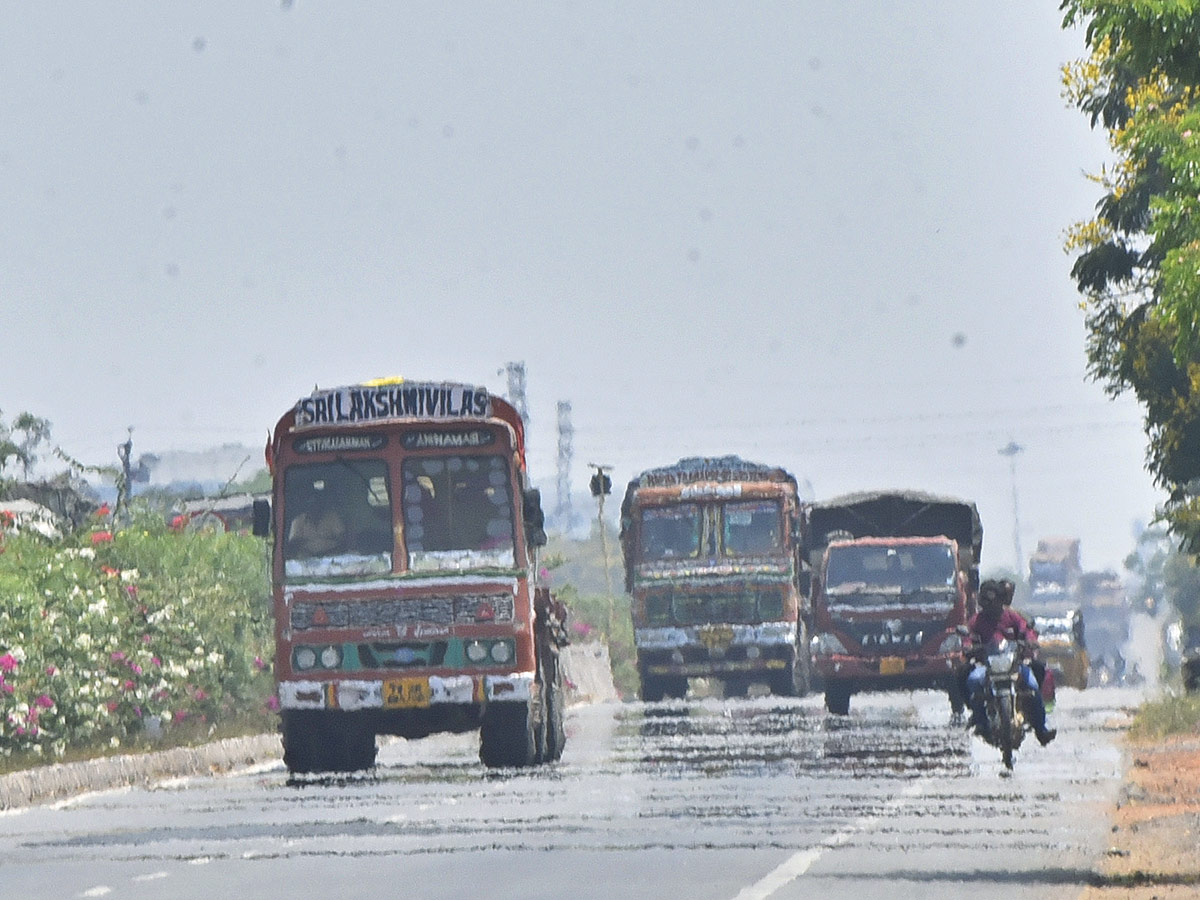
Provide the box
[291,593,513,631]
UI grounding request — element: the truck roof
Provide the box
[624,456,796,491]
[804,489,982,563]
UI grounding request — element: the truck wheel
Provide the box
[282,710,376,774]
[640,672,667,703]
[664,676,689,700]
[824,683,851,716]
[282,710,322,774]
[770,640,811,698]
[541,651,566,762]
[479,701,539,768]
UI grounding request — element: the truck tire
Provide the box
[769,637,812,698]
[541,651,566,762]
[824,682,851,716]
[282,710,376,774]
[479,701,539,768]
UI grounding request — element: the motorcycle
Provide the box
[969,638,1037,770]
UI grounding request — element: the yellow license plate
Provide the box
[383,677,432,709]
[879,657,906,676]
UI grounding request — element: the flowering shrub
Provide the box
[0,506,274,762]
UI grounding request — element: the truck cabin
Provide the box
[824,539,958,598]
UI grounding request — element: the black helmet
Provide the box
[979,579,1004,606]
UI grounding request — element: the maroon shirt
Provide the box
[966,607,1038,648]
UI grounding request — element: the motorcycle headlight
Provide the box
[988,649,1016,674]
[811,633,847,656]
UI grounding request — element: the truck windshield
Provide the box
[640,505,701,560]
[723,500,782,556]
[825,543,956,593]
[402,454,515,571]
[282,460,393,579]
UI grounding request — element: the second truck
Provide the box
[804,490,982,715]
[620,456,811,700]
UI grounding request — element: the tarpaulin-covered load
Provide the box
[804,490,983,569]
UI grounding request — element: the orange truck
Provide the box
[804,491,981,715]
[254,378,566,772]
[619,456,811,700]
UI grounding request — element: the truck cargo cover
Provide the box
[805,490,982,563]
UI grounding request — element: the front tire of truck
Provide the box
[770,632,812,698]
[540,649,566,763]
[824,682,851,716]
[479,701,540,768]
[282,710,377,774]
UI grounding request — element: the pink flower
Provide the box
[193,689,208,701]
[1,683,13,696]
[125,584,138,599]
[101,566,119,577]
[173,710,189,723]
[106,701,119,713]
[35,694,54,709]
[151,657,161,667]
[123,680,136,691]
[45,666,57,677]
[253,656,266,671]
[0,653,18,673]
[91,530,114,545]
[130,663,143,675]
[142,634,152,644]
[266,696,281,712]
[96,503,111,517]
[110,651,126,662]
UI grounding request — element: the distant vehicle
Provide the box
[1031,609,1089,690]
[619,456,811,701]
[255,378,567,772]
[1076,569,1130,686]
[1182,625,1200,693]
[804,491,981,716]
[1027,536,1081,611]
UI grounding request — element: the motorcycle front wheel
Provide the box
[996,691,1015,770]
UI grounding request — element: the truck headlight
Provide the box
[294,647,317,670]
[811,633,847,656]
[319,645,342,668]
[490,641,513,664]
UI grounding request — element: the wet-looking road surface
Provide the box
[0,682,1136,900]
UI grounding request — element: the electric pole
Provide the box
[998,441,1024,575]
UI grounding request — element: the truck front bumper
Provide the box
[278,672,534,711]
[813,653,960,692]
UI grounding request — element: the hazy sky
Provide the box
[2,3,1160,574]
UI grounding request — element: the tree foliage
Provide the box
[1062,1,1200,547]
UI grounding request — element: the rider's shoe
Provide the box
[1036,727,1057,746]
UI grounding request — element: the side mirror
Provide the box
[523,488,547,548]
[252,498,271,537]
[956,624,970,637]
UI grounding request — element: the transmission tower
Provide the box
[555,400,574,527]
[503,361,529,424]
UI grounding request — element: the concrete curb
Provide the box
[0,734,282,810]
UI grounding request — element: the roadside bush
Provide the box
[0,506,274,765]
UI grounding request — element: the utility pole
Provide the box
[555,401,574,530]
[589,462,614,637]
[998,441,1024,575]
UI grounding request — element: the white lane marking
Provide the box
[79,888,112,898]
[732,780,925,900]
[132,872,169,882]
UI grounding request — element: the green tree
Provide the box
[1062,1,1200,547]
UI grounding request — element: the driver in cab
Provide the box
[964,579,1056,746]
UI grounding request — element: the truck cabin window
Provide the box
[640,505,701,561]
[402,455,515,569]
[722,500,782,556]
[282,461,393,577]
[826,544,956,593]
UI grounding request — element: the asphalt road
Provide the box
[0,677,1143,900]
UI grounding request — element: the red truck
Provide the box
[804,491,981,715]
[619,456,811,700]
[253,378,567,772]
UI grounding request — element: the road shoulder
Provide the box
[1081,733,1200,897]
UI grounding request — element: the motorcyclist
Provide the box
[964,579,1056,746]
[1000,577,1052,703]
